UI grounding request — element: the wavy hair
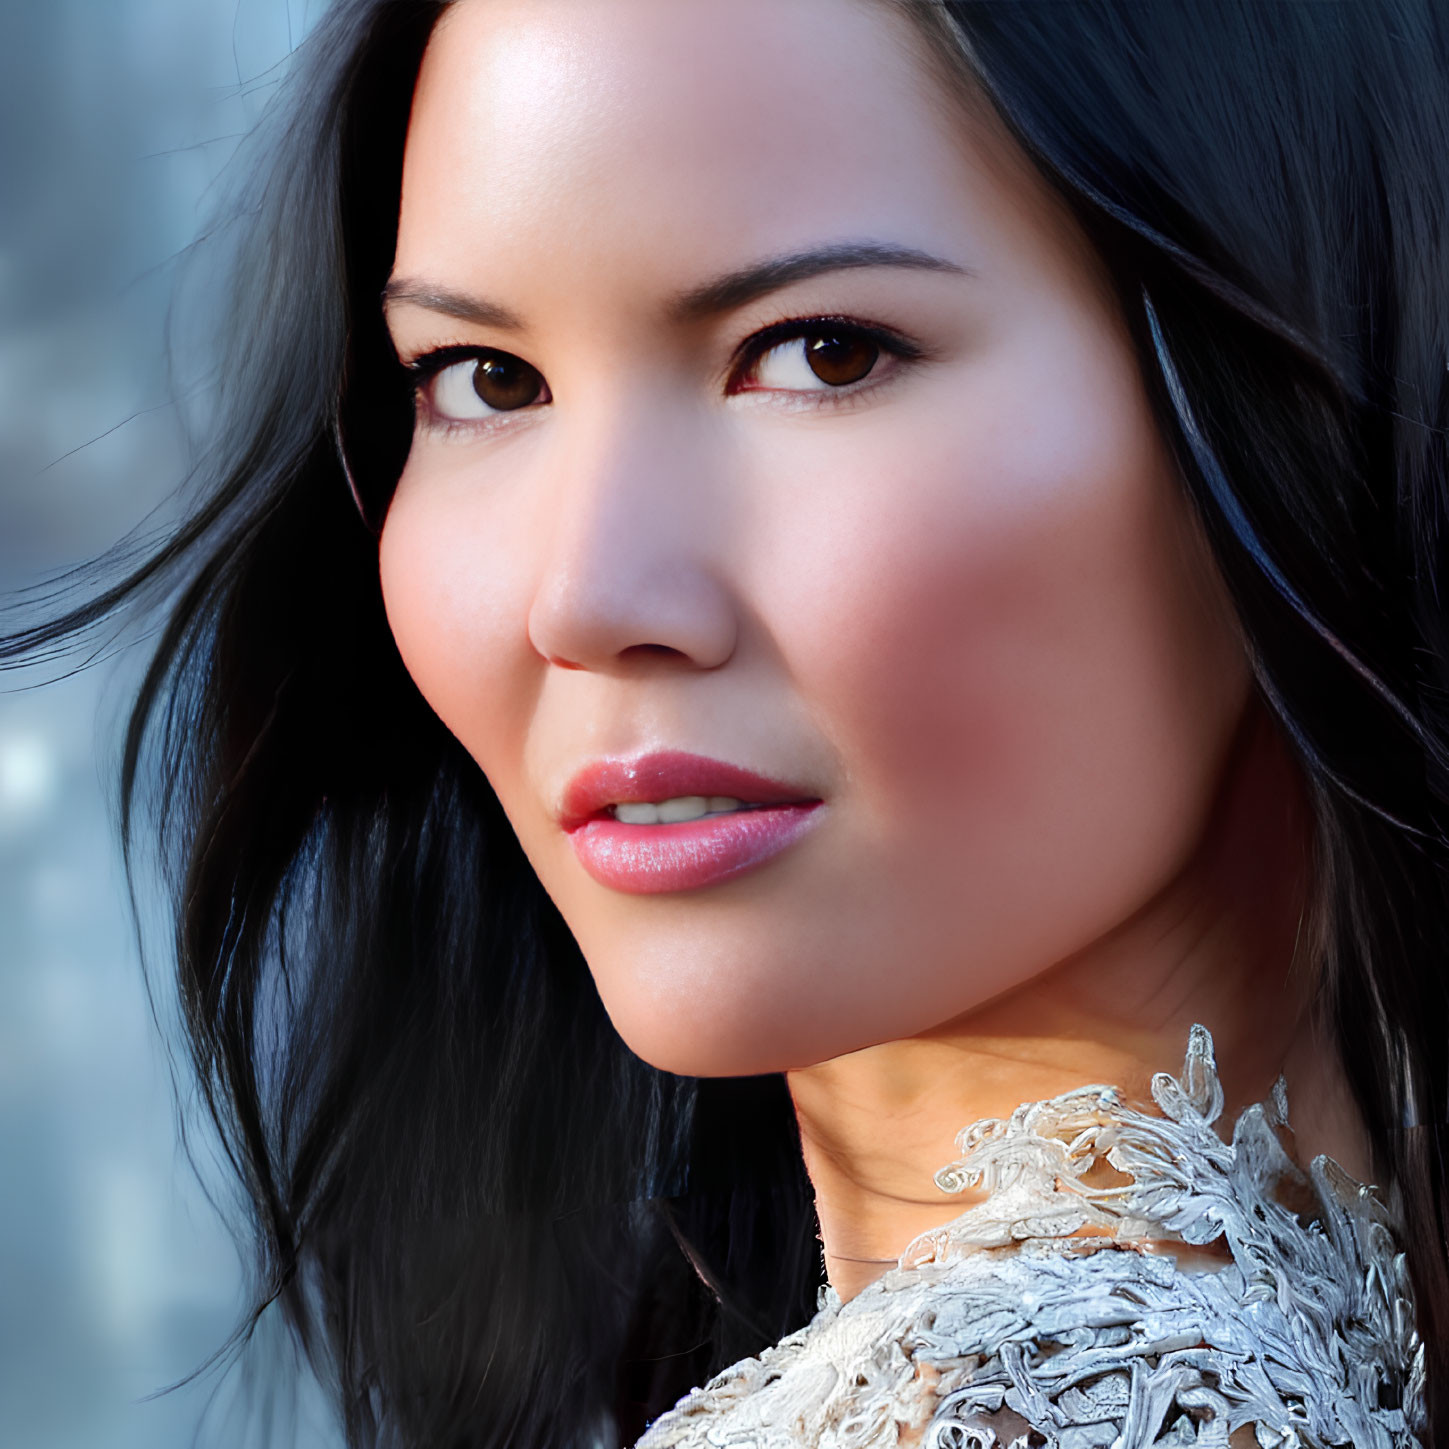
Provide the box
[5,1,1447,1445]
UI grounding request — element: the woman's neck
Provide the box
[785,706,1371,1302]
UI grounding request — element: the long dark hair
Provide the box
[4,1,1447,1444]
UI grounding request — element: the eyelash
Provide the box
[729,315,924,397]
[403,315,924,436]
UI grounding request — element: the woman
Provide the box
[5,0,1445,1445]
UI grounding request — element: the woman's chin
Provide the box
[612,1017,799,1079]
[599,992,810,1077]
[599,986,896,1079]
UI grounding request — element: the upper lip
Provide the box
[557,750,820,831]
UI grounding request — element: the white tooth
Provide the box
[615,801,662,825]
[613,795,751,824]
[658,795,710,823]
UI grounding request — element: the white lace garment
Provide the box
[636,1024,1426,1448]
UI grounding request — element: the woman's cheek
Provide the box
[748,364,1247,982]
[379,462,538,765]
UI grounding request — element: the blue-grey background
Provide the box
[1,3,344,1445]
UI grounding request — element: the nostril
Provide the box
[624,642,689,660]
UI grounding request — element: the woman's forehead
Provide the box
[393,0,1039,309]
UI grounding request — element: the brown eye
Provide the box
[747,328,886,393]
[472,354,545,410]
[427,351,550,423]
[804,333,879,386]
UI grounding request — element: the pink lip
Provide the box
[559,750,824,894]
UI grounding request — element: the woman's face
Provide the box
[380,0,1251,1075]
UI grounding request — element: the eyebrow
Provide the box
[382,241,970,332]
[666,241,970,321]
[381,280,524,331]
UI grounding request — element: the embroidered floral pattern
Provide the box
[636,1025,1425,1449]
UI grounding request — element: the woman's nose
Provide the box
[525,409,740,673]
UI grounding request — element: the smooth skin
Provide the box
[379,0,1371,1298]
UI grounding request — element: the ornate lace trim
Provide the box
[637,1024,1426,1449]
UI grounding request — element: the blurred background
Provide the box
[0,3,343,1445]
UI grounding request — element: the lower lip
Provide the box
[566,803,824,894]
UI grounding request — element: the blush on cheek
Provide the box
[772,365,1245,990]
[779,447,1089,824]
[379,477,526,758]
[380,496,467,722]
[818,516,1054,865]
